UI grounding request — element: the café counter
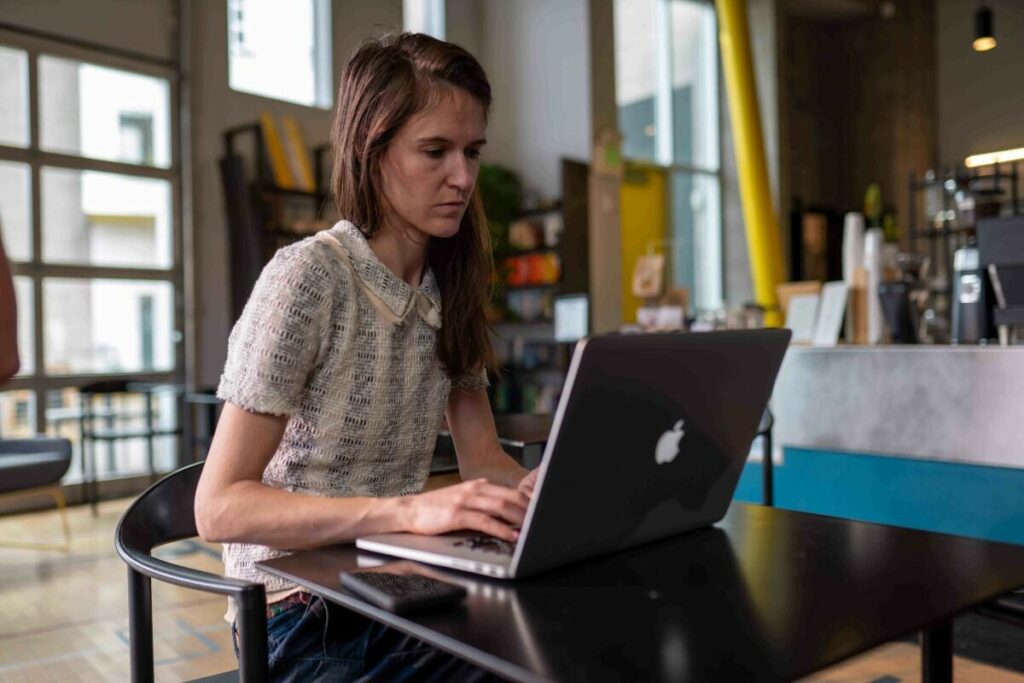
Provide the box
[736,345,1024,544]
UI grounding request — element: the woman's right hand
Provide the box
[400,479,529,542]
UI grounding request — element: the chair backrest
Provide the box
[115,462,267,683]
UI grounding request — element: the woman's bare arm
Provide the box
[194,402,528,547]
[446,387,531,489]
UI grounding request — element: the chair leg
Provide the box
[0,486,73,552]
[128,567,155,683]
[236,591,268,683]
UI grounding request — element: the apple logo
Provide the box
[655,420,685,464]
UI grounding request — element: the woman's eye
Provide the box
[466,149,481,160]
[425,149,444,159]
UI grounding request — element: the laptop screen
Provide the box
[554,294,588,343]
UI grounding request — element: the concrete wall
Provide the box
[937,0,1024,163]
[476,0,592,201]
[779,0,939,248]
[0,0,176,61]
[445,0,484,61]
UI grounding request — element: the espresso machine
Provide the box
[978,217,1024,345]
[950,238,994,344]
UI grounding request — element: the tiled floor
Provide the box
[0,495,1021,682]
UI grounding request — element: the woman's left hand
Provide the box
[517,468,540,499]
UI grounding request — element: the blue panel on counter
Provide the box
[731,448,1024,545]
[734,460,764,504]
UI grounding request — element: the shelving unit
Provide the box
[486,159,592,415]
[220,123,335,320]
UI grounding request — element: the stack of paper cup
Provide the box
[842,213,865,341]
[842,213,865,283]
[864,228,885,344]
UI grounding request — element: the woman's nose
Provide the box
[447,157,475,191]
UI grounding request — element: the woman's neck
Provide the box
[368,218,430,288]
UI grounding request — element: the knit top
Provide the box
[217,220,486,596]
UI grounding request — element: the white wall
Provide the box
[477,0,592,201]
[937,0,1024,163]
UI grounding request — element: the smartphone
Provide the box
[340,571,467,614]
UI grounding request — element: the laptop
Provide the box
[357,329,791,579]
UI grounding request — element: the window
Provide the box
[0,391,35,439]
[404,0,446,39]
[0,46,29,147]
[0,35,181,485]
[39,56,170,168]
[0,161,31,261]
[139,295,155,370]
[13,277,32,376]
[614,0,722,312]
[13,400,29,427]
[41,167,172,268]
[228,0,332,109]
[43,278,174,375]
[119,113,154,166]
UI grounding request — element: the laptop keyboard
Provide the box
[453,535,514,555]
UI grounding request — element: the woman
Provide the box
[195,33,537,681]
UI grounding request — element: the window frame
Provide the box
[614,0,725,312]
[226,0,334,110]
[0,27,184,457]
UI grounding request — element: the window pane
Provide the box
[0,390,35,439]
[403,0,446,39]
[46,387,178,483]
[614,0,719,170]
[41,167,173,268]
[39,55,171,168]
[0,161,31,261]
[670,172,722,312]
[614,0,658,161]
[228,0,331,108]
[14,276,33,376]
[43,278,174,375]
[0,46,29,147]
[669,0,718,169]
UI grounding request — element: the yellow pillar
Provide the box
[716,0,785,325]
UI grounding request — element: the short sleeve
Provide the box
[450,365,490,392]
[217,242,335,416]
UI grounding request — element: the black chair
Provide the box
[978,592,1024,628]
[757,407,775,507]
[0,437,73,550]
[80,379,182,514]
[114,461,268,682]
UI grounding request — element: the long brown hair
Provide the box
[331,32,496,382]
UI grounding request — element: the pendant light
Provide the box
[973,5,996,52]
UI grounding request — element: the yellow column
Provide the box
[716,0,785,325]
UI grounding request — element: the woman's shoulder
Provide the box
[266,222,357,288]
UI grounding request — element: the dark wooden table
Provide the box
[259,503,1024,682]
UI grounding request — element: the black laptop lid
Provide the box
[513,329,791,577]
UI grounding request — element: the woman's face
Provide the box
[379,87,487,241]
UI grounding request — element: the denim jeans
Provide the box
[233,594,504,682]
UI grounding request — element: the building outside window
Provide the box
[227,0,333,109]
[614,0,723,313]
